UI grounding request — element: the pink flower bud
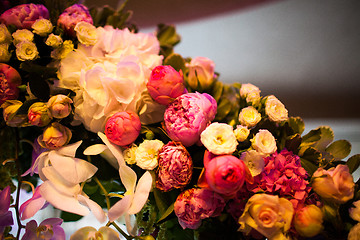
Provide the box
[105,111,141,147]
[38,122,72,149]
[57,4,93,37]
[1,100,27,127]
[28,102,52,127]
[147,65,186,105]
[0,63,22,105]
[187,57,216,90]
[294,205,323,238]
[47,94,72,119]
[0,4,49,29]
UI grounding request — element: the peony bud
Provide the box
[38,122,72,149]
[27,102,52,127]
[0,63,22,105]
[12,29,34,46]
[45,34,63,48]
[147,65,186,105]
[1,100,27,127]
[234,125,250,142]
[0,24,12,44]
[15,41,39,61]
[238,106,261,127]
[294,205,323,238]
[31,18,53,37]
[47,94,72,119]
[57,4,93,37]
[0,44,11,63]
[186,57,216,90]
[105,111,141,146]
[74,22,98,46]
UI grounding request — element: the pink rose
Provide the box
[199,151,252,198]
[164,92,217,147]
[0,4,49,29]
[57,4,93,37]
[0,63,22,105]
[147,65,186,105]
[174,188,225,229]
[156,142,193,192]
[312,164,355,204]
[105,111,141,147]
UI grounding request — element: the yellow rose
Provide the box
[32,18,53,36]
[238,193,294,240]
[15,41,39,61]
[74,21,98,46]
[45,33,63,48]
[294,205,323,238]
[350,200,360,222]
[12,29,34,45]
[50,40,74,59]
[238,106,261,127]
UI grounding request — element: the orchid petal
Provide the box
[125,214,137,236]
[98,227,120,239]
[0,186,11,212]
[119,165,137,193]
[108,195,132,222]
[28,151,49,179]
[83,144,108,155]
[40,218,63,226]
[39,181,90,216]
[98,132,125,166]
[78,194,106,223]
[128,171,152,214]
[56,141,83,157]
[69,226,97,240]
[20,187,46,220]
[52,225,66,240]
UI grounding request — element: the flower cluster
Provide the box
[0,1,359,240]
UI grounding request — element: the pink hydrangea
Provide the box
[164,92,217,147]
[0,63,22,105]
[247,149,311,209]
[0,3,49,29]
[156,142,193,192]
[57,4,93,36]
[174,188,225,229]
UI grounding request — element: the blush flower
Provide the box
[22,218,65,240]
[47,94,73,119]
[251,129,277,155]
[164,92,217,147]
[156,142,193,192]
[38,122,72,150]
[293,204,323,238]
[19,186,47,220]
[265,95,288,122]
[0,63,22,105]
[174,188,225,229]
[350,200,360,222]
[57,4,93,37]
[200,122,238,155]
[135,139,164,170]
[240,83,261,104]
[70,226,120,240]
[240,150,265,176]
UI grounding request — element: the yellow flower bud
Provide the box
[38,122,72,149]
[294,205,323,238]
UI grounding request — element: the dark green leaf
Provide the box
[300,158,319,176]
[346,154,360,174]
[83,183,99,195]
[163,53,186,72]
[287,117,305,135]
[326,140,352,160]
[215,98,232,121]
[301,128,322,145]
[60,211,83,222]
[157,202,174,224]
[313,126,334,152]
[211,81,224,102]
[157,24,181,48]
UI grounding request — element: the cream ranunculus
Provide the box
[238,193,294,240]
[238,106,261,128]
[234,125,250,142]
[251,129,277,155]
[200,122,238,155]
[135,139,164,170]
[58,26,163,133]
[31,18,53,36]
[265,95,288,122]
[74,21,98,46]
[15,41,39,61]
[45,33,63,48]
[240,83,261,104]
[12,29,34,45]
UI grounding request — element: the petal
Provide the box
[83,144,108,155]
[128,171,152,215]
[108,195,132,222]
[98,226,120,239]
[40,218,63,227]
[119,165,137,193]
[98,132,125,167]
[52,226,66,240]
[25,151,49,178]
[20,188,46,220]
[78,194,106,223]
[0,186,11,212]
[124,214,137,236]
[70,226,97,240]
[56,141,83,157]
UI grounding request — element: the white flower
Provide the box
[58,26,163,133]
[12,29,34,45]
[135,139,164,170]
[350,200,360,222]
[45,33,63,48]
[240,150,264,176]
[123,144,137,165]
[234,125,250,142]
[74,21,98,46]
[50,40,74,59]
[251,129,277,155]
[0,44,11,62]
[15,41,39,61]
[240,83,261,104]
[32,18,53,36]
[265,95,288,122]
[200,122,238,155]
[0,24,12,44]
[238,106,262,127]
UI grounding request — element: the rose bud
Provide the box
[146,65,186,105]
[156,142,193,192]
[57,4,93,37]
[38,122,72,149]
[47,94,72,119]
[28,102,52,127]
[294,205,323,238]
[0,63,22,105]
[186,57,216,91]
[105,111,141,147]
[164,92,217,147]
[0,3,49,29]
[1,100,27,127]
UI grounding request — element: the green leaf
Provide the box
[325,140,352,160]
[300,158,319,176]
[313,126,334,152]
[211,81,224,102]
[157,202,175,225]
[157,24,181,48]
[83,183,99,195]
[301,128,322,145]
[287,117,305,135]
[215,98,232,121]
[346,154,360,174]
[164,53,186,72]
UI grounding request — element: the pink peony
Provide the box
[0,63,22,105]
[156,142,193,192]
[247,149,311,209]
[174,188,225,229]
[57,4,93,37]
[105,111,141,147]
[164,92,217,147]
[147,65,186,105]
[0,4,49,29]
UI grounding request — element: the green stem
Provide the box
[109,221,133,240]
[117,0,130,11]
[93,176,111,210]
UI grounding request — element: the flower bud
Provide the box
[294,205,323,238]
[45,34,63,48]
[147,65,186,105]
[1,100,27,127]
[47,94,72,119]
[38,122,72,149]
[0,63,22,105]
[15,41,39,61]
[31,18,53,37]
[238,106,261,127]
[0,44,11,63]
[74,22,98,46]
[234,125,250,142]
[186,57,216,90]
[0,24,12,44]
[12,29,34,45]
[57,4,93,37]
[105,111,141,146]
[28,102,52,127]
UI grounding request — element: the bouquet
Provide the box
[0,1,359,239]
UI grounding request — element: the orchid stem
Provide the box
[93,176,111,210]
[109,221,133,240]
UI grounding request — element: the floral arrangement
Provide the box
[0,1,359,240]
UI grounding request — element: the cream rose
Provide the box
[251,129,277,155]
[240,83,261,104]
[32,18,53,36]
[12,29,34,45]
[200,122,238,155]
[312,164,354,204]
[135,139,164,170]
[238,193,294,240]
[15,41,39,61]
[238,106,261,127]
[74,21,98,46]
[234,125,250,142]
[45,33,63,48]
[51,40,74,59]
[240,150,264,176]
[265,95,288,122]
